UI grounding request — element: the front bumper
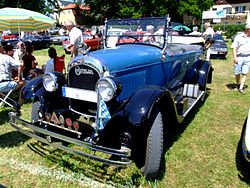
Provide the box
[8,112,131,167]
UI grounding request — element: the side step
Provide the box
[176,90,204,117]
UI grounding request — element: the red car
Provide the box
[2,34,18,40]
[63,32,102,54]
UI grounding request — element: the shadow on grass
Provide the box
[0,108,12,125]
[155,88,212,181]
[0,131,30,148]
[26,141,143,187]
[226,83,248,90]
[235,118,250,185]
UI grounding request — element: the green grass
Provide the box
[0,43,250,187]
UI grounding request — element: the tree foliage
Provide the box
[0,0,59,15]
[84,0,213,25]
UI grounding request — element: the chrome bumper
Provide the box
[8,112,131,167]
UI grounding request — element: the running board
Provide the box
[179,90,204,118]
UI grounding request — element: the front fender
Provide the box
[110,86,179,129]
[101,86,180,165]
[123,86,171,128]
[21,76,46,100]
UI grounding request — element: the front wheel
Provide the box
[31,101,41,124]
[141,111,164,179]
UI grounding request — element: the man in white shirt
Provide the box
[65,21,84,58]
[0,44,25,111]
[189,26,202,36]
[231,24,250,94]
[203,22,215,61]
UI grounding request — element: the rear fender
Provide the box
[196,60,213,89]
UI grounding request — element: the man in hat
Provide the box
[143,25,155,43]
[231,23,250,94]
[65,20,84,58]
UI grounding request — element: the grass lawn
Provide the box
[0,42,250,187]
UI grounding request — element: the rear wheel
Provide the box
[141,111,164,179]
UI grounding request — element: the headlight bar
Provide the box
[95,77,117,101]
[42,73,58,92]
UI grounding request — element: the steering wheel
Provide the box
[118,35,140,43]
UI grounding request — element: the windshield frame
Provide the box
[103,17,169,49]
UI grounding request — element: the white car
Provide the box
[240,109,250,161]
[238,109,250,178]
[50,35,69,45]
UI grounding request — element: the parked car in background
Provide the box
[63,32,102,53]
[22,35,51,50]
[50,35,69,45]
[49,27,60,35]
[1,39,19,48]
[210,34,228,59]
[9,17,213,179]
[1,33,18,40]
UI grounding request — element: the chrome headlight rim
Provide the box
[42,73,58,92]
[96,77,117,102]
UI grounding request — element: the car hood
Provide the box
[88,44,162,72]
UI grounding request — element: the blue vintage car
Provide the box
[9,17,213,179]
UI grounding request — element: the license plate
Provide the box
[62,87,97,103]
[218,52,226,55]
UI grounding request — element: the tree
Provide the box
[0,0,58,16]
[85,0,214,24]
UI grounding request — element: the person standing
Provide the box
[65,21,83,58]
[231,24,250,94]
[203,22,215,61]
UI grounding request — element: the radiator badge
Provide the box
[75,66,94,76]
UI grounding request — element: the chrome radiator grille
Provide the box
[68,64,100,114]
[68,64,100,91]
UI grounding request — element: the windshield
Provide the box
[104,17,168,49]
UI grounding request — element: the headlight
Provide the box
[43,73,58,92]
[96,77,117,101]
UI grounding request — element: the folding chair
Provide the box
[0,89,14,108]
[54,55,65,73]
